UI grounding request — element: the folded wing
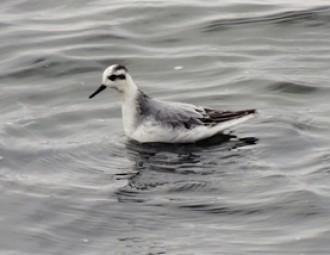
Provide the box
[137,92,255,130]
[199,108,256,126]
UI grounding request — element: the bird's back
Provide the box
[135,92,205,129]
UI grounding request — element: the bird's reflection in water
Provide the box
[116,133,257,202]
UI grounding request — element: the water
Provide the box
[1,0,330,254]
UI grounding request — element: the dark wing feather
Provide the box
[199,108,256,126]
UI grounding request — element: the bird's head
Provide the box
[89,64,131,98]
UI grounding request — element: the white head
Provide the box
[89,64,136,99]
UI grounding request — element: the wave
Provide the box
[204,6,330,32]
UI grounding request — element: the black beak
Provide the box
[89,84,107,99]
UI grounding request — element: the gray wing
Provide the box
[136,92,255,129]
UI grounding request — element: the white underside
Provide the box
[128,113,255,143]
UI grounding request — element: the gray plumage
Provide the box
[135,90,255,130]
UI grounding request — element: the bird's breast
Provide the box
[121,101,139,137]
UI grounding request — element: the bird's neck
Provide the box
[121,74,139,102]
[120,75,140,136]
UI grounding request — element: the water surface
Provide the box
[1,0,330,254]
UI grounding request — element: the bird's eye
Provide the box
[117,74,126,80]
[108,75,117,81]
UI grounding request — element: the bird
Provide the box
[89,64,256,143]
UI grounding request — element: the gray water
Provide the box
[1,0,330,254]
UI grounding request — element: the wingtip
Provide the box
[245,109,257,115]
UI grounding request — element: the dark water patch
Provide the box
[179,203,261,215]
[0,54,100,80]
[271,190,329,218]
[290,119,321,135]
[167,180,209,192]
[203,7,330,32]
[116,189,146,203]
[41,29,130,45]
[268,81,319,94]
[82,31,129,43]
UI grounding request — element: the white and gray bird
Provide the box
[89,64,256,143]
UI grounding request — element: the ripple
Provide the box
[203,7,330,32]
[115,135,258,205]
[268,81,319,94]
[179,203,261,215]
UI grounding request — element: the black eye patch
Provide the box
[108,74,126,81]
[117,74,126,80]
[108,74,116,81]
